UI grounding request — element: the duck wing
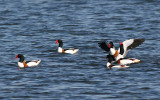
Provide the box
[98,42,110,52]
[118,39,145,58]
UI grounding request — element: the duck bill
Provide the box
[109,43,111,48]
[56,40,59,44]
[15,55,18,59]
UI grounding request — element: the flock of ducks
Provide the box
[99,39,145,68]
[15,39,145,69]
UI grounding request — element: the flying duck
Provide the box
[99,39,145,60]
[115,42,140,65]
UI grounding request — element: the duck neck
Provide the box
[19,57,24,62]
[59,42,63,48]
[120,44,124,55]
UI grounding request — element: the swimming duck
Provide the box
[15,54,41,68]
[106,55,129,69]
[56,39,79,54]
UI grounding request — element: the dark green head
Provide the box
[109,42,114,48]
[15,54,25,62]
[56,39,63,47]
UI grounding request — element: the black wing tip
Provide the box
[98,42,110,52]
[134,38,145,44]
[98,42,103,45]
[141,39,145,42]
[127,38,145,50]
[98,42,104,47]
[135,38,145,42]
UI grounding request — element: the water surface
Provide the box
[0,0,160,99]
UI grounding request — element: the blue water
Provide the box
[0,0,160,99]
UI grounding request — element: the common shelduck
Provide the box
[99,39,145,60]
[106,55,129,69]
[117,39,145,59]
[56,39,79,54]
[99,41,122,59]
[115,42,140,65]
[15,54,41,68]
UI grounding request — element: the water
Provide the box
[0,0,160,99]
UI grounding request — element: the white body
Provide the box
[115,53,140,65]
[119,58,140,65]
[58,47,79,54]
[106,62,129,68]
[18,62,24,68]
[65,49,79,54]
[18,60,41,68]
[58,47,63,53]
[110,48,116,55]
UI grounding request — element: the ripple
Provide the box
[0,0,160,99]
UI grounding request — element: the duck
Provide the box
[108,41,119,58]
[117,39,145,59]
[99,39,145,60]
[115,42,140,65]
[56,39,79,54]
[15,54,41,68]
[106,55,130,69]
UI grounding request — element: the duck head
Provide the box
[56,39,63,47]
[15,54,25,62]
[109,42,114,48]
